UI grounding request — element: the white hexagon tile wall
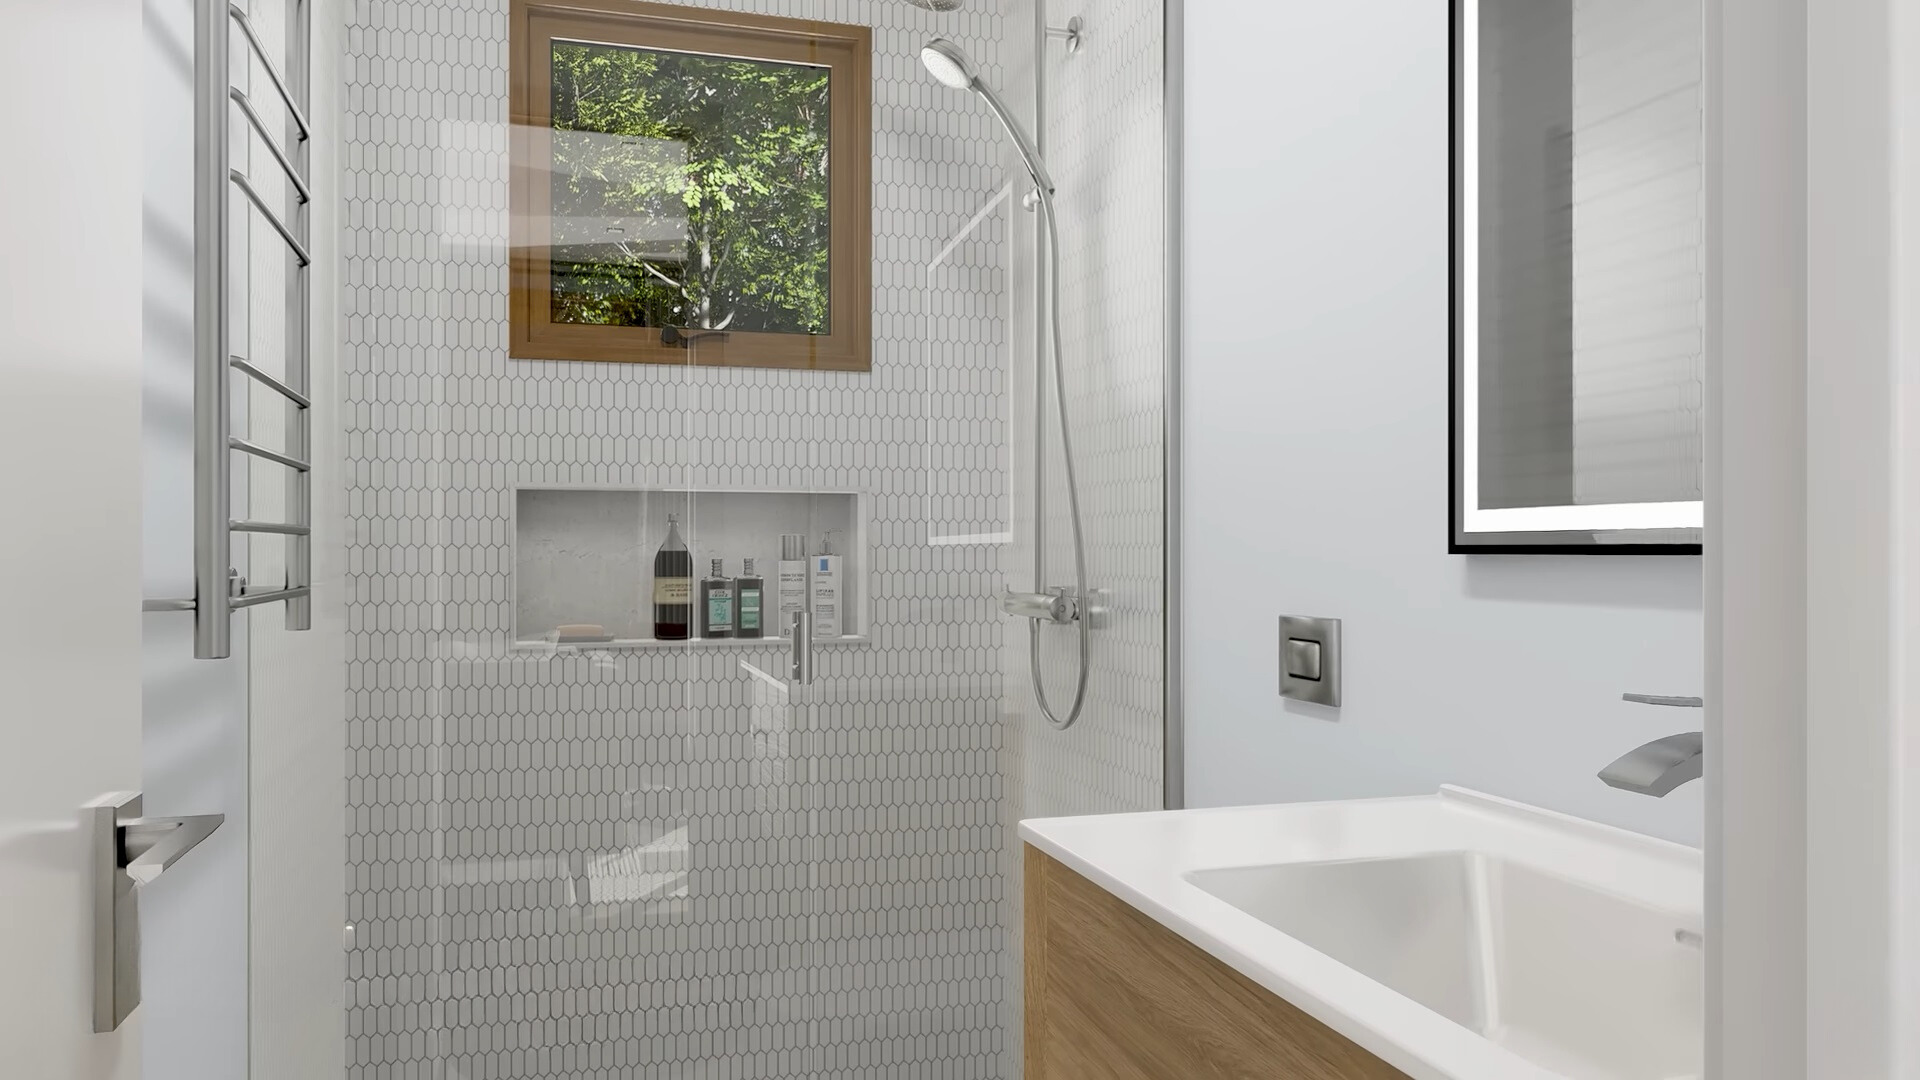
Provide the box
[341,0,1166,1077]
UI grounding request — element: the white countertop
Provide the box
[1018,788,1703,1080]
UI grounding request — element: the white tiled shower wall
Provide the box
[997,0,1168,1060]
[1005,0,1166,820]
[341,0,1163,1076]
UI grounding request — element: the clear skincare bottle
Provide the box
[777,534,808,637]
[810,532,843,639]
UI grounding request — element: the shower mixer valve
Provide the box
[1001,586,1081,625]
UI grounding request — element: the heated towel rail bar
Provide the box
[143,0,313,659]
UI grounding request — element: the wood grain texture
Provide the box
[1024,846,1410,1080]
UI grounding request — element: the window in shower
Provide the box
[509,0,872,369]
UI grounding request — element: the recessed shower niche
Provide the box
[512,486,866,647]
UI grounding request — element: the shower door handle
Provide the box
[789,611,815,685]
[86,792,227,1032]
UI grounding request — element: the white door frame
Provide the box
[1718,0,1916,1075]
[1889,3,1920,1070]
[1807,0,1901,1076]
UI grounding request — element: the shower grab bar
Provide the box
[144,0,313,657]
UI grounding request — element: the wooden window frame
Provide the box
[509,0,872,371]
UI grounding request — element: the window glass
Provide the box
[547,40,833,336]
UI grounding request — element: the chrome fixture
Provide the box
[921,36,1090,729]
[920,40,1056,195]
[1623,693,1705,708]
[789,611,815,685]
[1599,693,1704,796]
[144,0,316,657]
[1002,587,1080,625]
[87,792,227,1032]
[1278,616,1342,707]
[1046,16,1084,54]
[901,0,963,10]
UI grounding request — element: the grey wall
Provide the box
[1181,0,1704,845]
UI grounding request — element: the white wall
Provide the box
[1807,0,1893,1073]
[248,1,347,1075]
[1181,0,1705,845]
[0,0,145,1076]
[142,0,250,1074]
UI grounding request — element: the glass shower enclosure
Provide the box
[252,0,1171,1076]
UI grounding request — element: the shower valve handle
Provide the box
[1002,586,1079,625]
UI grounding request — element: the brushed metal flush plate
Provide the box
[1280,616,1342,707]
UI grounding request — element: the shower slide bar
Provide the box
[142,0,313,659]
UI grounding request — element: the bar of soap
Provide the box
[550,624,614,644]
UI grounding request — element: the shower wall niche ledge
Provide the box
[512,485,867,647]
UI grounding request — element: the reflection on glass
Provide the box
[548,40,832,334]
[1470,0,1703,513]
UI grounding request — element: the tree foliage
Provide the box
[548,41,832,335]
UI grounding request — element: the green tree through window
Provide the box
[547,40,833,335]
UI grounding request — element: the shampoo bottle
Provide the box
[810,532,842,639]
[777,534,809,637]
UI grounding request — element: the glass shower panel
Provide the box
[334,1,1166,1079]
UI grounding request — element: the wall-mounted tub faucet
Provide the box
[1599,693,1704,797]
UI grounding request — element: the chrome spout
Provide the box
[1599,732,1704,796]
[1600,692,1704,797]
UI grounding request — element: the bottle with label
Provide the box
[700,558,735,639]
[777,534,808,637]
[811,531,843,639]
[735,558,764,640]
[651,513,692,641]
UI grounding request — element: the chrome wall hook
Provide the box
[1046,15,1083,55]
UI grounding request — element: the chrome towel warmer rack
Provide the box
[145,0,313,659]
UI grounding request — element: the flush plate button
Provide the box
[1279,616,1342,707]
[1283,638,1322,681]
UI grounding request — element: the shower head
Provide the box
[919,38,977,90]
[919,38,1056,195]
[902,0,964,10]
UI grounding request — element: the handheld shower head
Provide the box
[902,0,964,10]
[919,38,977,90]
[919,38,1056,195]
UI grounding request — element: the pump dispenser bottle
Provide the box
[777,534,808,637]
[810,532,843,639]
